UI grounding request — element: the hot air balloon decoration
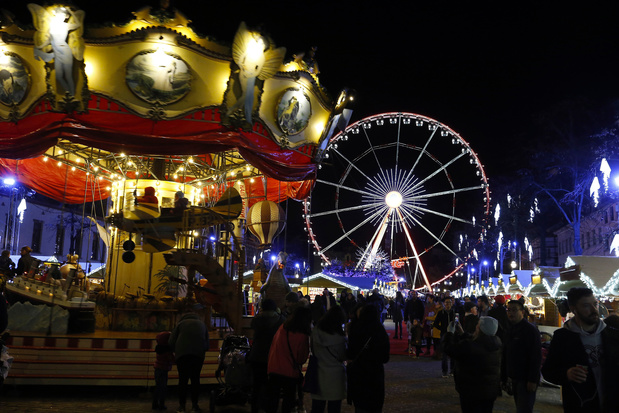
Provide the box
[246,200,286,249]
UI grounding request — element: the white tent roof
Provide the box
[558,256,619,297]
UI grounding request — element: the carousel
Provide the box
[0,2,353,385]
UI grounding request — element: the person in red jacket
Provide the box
[153,331,175,411]
[266,305,312,413]
[137,186,158,204]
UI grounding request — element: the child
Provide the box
[407,319,423,358]
[153,331,174,411]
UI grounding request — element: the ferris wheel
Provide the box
[303,112,491,290]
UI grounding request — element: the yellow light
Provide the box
[250,178,255,183]
[188,157,194,163]
[71,166,76,171]
[155,181,160,186]
[43,156,48,162]
[57,149,63,155]
[173,174,178,179]
[57,161,62,167]
[0,52,10,65]
[120,153,126,157]
[246,165,251,171]
[84,61,94,78]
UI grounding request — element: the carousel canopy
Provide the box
[0,3,351,204]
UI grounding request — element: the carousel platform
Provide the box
[3,330,224,387]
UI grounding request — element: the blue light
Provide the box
[471,268,475,273]
[3,177,15,186]
[295,263,300,268]
[271,255,277,262]
[209,236,216,241]
[483,260,488,266]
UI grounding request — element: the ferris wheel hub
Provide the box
[385,191,403,208]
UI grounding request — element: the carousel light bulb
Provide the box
[57,161,62,167]
[43,156,48,162]
[188,157,194,163]
[120,153,126,157]
[71,167,75,171]
[58,150,63,155]
[250,178,255,183]
[173,174,178,179]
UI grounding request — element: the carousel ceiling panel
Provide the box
[0,3,350,164]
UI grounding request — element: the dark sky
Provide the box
[11,1,619,176]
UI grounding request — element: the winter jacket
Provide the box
[488,305,509,340]
[248,309,284,364]
[16,253,34,276]
[267,325,309,379]
[503,318,541,383]
[541,319,619,413]
[154,331,175,371]
[391,299,404,322]
[168,313,209,360]
[444,332,502,401]
[403,298,425,322]
[311,327,347,401]
[433,308,456,338]
[347,316,390,411]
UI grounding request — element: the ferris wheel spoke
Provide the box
[410,184,486,200]
[395,208,432,291]
[356,210,393,270]
[362,126,382,172]
[309,201,384,218]
[395,116,402,172]
[316,178,374,197]
[401,209,464,261]
[319,208,385,254]
[332,148,379,189]
[405,204,474,226]
[405,127,438,183]
[410,152,466,192]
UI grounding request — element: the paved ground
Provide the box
[0,353,562,413]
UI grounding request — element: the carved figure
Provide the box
[228,22,285,123]
[28,4,85,96]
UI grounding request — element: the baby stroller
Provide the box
[209,335,251,413]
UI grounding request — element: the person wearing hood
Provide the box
[347,304,390,413]
[153,331,175,411]
[169,308,209,413]
[248,299,284,413]
[444,316,502,413]
[137,186,158,204]
[16,245,34,276]
[309,305,347,413]
[502,299,542,413]
[542,287,619,413]
[173,191,189,214]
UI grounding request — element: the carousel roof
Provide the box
[0,3,351,204]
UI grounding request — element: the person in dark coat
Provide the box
[433,296,456,376]
[0,250,15,278]
[347,305,390,413]
[488,295,509,340]
[502,299,542,413]
[541,287,619,413]
[391,291,405,339]
[169,309,209,413]
[152,331,174,411]
[248,299,284,413]
[404,291,425,356]
[462,301,479,335]
[16,245,34,276]
[444,316,502,413]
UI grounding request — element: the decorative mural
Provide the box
[125,49,192,105]
[277,88,311,135]
[0,52,29,106]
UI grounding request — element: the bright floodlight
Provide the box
[614,176,619,187]
[3,177,15,186]
[385,191,403,208]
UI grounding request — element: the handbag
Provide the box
[302,352,319,394]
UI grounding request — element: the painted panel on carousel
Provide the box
[125,49,192,105]
[28,4,85,98]
[276,88,311,136]
[223,22,285,128]
[0,52,30,106]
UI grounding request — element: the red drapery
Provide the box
[0,96,317,203]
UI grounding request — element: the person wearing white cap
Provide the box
[173,191,189,214]
[444,315,502,413]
